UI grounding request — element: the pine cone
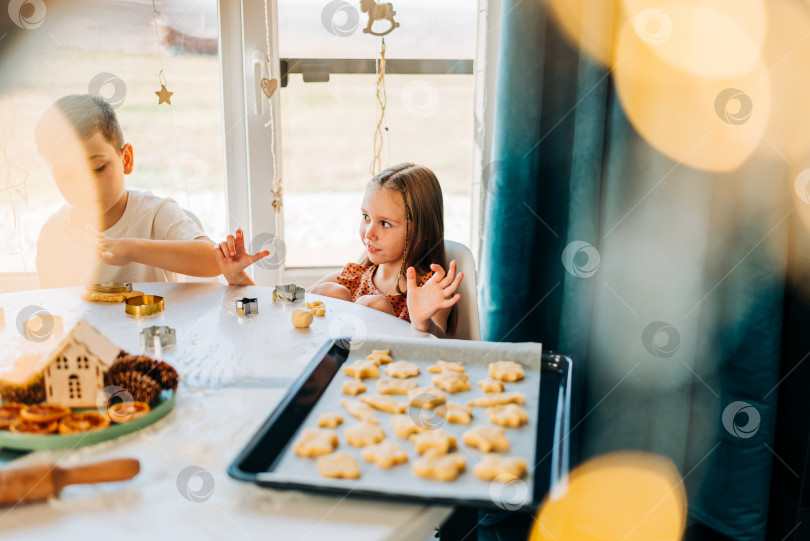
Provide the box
[108,353,178,391]
[105,370,162,404]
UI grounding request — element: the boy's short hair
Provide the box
[35,94,124,154]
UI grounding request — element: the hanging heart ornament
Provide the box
[261,78,279,99]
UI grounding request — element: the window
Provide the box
[0,0,225,287]
[277,0,477,267]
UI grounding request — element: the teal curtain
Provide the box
[479,1,790,539]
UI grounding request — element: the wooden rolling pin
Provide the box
[0,458,140,506]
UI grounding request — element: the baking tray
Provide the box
[228,337,571,512]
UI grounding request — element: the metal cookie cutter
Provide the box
[125,295,164,316]
[89,282,133,293]
[140,325,176,351]
[236,297,259,316]
[272,284,305,303]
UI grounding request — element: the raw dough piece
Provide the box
[412,449,466,481]
[487,404,529,428]
[342,359,380,379]
[385,361,420,379]
[359,394,408,414]
[291,309,313,328]
[294,428,339,457]
[391,414,425,439]
[345,422,386,447]
[478,379,504,393]
[407,387,447,409]
[361,439,409,468]
[318,412,344,428]
[436,402,473,424]
[342,380,367,396]
[340,399,379,424]
[427,360,465,373]
[467,391,525,408]
[462,425,510,453]
[377,378,418,395]
[488,361,525,382]
[473,454,527,481]
[410,429,457,455]
[316,452,361,479]
[431,371,471,394]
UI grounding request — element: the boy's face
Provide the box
[44,130,131,215]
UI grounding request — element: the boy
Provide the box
[34,94,266,288]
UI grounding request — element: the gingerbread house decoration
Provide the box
[42,319,120,408]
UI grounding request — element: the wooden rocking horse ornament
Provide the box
[360,0,400,37]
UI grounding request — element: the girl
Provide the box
[309,163,462,337]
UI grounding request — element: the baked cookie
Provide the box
[316,452,361,479]
[367,351,393,365]
[410,429,457,455]
[359,394,408,414]
[488,361,525,382]
[431,371,471,394]
[294,428,339,457]
[377,378,418,395]
[385,361,420,379]
[427,360,465,374]
[318,412,344,428]
[391,414,425,439]
[361,439,409,469]
[342,359,380,379]
[467,391,526,408]
[436,402,473,424]
[345,422,386,447]
[487,404,529,428]
[473,454,528,481]
[342,380,367,396]
[478,379,504,393]
[462,425,510,453]
[340,399,379,424]
[82,290,144,303]
[407,386,447,409]
[413,449,466,482]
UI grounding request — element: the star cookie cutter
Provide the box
[236,297,259,316]
[273,284,305,303]
[140,325,176,351]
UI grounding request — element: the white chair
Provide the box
[444,240,480,341]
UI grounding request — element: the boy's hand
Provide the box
[215,228,270,276]
[62,221,137,266]
[406,261,463,333]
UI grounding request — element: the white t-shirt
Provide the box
[36,190,206,288]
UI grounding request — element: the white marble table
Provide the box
[0,282,451,541]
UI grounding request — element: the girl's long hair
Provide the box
[360,162,457,334]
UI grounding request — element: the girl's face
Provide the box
[360,183,407,266]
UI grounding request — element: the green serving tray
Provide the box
[0,390,176,451]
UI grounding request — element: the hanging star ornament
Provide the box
[155,84,173,105]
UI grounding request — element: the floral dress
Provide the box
[337,263,433,322]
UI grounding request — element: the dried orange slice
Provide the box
[58,412,111,435]
[9,418,58,434]
[107,401,151,423]
[0,403,25,429]
[20,404,71,423]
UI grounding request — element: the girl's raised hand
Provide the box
[406,260,463,333]
[214,228,270,275]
